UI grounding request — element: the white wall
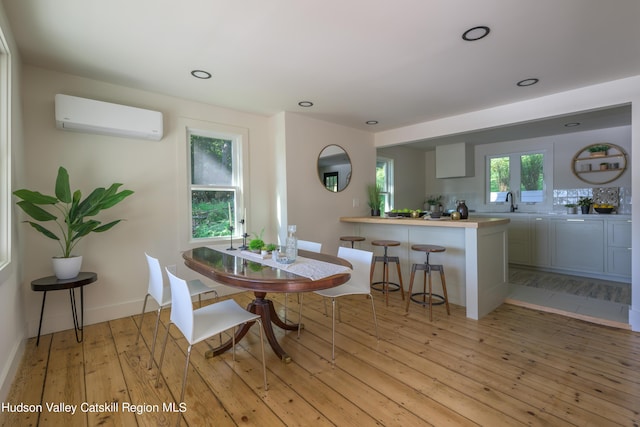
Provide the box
[376,145,426,210]
[18,65,277,339]
[282,112,375,254]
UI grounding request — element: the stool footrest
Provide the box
[371,281,402,293]
[410,292,446,306]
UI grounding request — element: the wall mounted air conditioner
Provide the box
[55,94,163,141]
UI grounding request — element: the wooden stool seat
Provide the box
[340,236,365,248]
[370,240,404,306]
[406,244,450,320]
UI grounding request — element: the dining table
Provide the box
[182,245,352,363]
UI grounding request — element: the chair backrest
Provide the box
[165,267,194,342]
[298,240,322,253]
[145,253,166,303]
[337,246,373,292]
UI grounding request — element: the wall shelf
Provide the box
[571,143,627,185]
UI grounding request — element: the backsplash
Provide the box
[429,186,631,214]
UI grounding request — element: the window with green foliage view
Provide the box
[488,152,544,203]
[190,132,241,239]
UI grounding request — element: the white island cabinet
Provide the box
[340,216,510,320]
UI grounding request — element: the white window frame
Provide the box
[486,149,548,205]
[0,27,11,278]
[377,157,394,212]
[178,118,249,247]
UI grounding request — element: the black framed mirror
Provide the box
[317,144,351,192]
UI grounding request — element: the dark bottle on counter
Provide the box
[456,200,469,219]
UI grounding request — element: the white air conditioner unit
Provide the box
[55,94,163,141]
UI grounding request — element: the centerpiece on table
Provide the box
[13,166,134,279]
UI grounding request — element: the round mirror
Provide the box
[317,144,352,192]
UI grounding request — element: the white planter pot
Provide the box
[52,256,83,280]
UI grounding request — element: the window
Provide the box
[376,157,393,212]
[0,29,10,273]
[189,129,245,241]
[488,151,545,203]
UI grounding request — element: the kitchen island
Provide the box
[340,216,510,319]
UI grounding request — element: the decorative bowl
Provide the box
[594,207,613,214]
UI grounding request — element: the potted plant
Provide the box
[577,197,593,214]
[425,195,442,211]
[367,184,382,216]
[13,166,134,279]
[564,203,577,214]
[248,229,265,252]
[588,144,610,157]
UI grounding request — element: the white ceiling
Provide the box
[3,0,639,140]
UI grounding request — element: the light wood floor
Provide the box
[3,290,640,426]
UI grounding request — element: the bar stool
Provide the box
[370,240,405,306]
[340,235,365,248]
[405,244,450,321]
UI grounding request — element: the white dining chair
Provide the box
[310,247,379,362]
[136,253,217,369]
[284,239,322,324]
[156,268,268,418]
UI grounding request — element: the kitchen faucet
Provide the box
[505,192,517,212]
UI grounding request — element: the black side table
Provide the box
[31,272,98,346]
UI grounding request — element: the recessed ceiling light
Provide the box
[462,26,490,41]
[191,70,212,79]
[564,122,581,127]
[298,101,314,107]
[517,78,539,87]
[366,120,379,125]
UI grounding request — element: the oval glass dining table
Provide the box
[182,246,352,363]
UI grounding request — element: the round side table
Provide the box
[31,272,98,345]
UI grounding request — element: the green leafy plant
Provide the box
[564,203,577,208]
[425,195,442,206]
[13,166,134,258]
[577,197,593,207]
[367,184,382,210]
[248,228,265,251]
[588,144,610,153]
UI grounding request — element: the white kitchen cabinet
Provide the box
[606,220,632,278]
[531,217,550,267]
[551,218,604,272]
[507,216,531,265]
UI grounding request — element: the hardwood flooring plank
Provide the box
[5,289,640,427]
[0,335,52,427]
[39,329,87,427]
[109,316,198,427]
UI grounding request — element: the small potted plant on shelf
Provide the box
[577,197,593,214]
[367,184,382,216]
[588,144,610,157]
[13,166,134,279]
[564,203,577,214]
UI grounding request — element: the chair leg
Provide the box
[331,298,336,363]
[148,307,162,369]
[135,293,150,344]
[256,319,268,391]
[155,322,172,388]
[439,267,451,315]
[369,293,379,340]
[428,270,434,321]
[405,265,417,312]
[179,345,193,405]
[394,260,405,300]
[284,293,289,323]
